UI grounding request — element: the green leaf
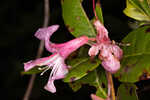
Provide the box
[63,57,100,82]
[62,0,96,37]
[124,0,150,22]
[21,66,43,75]
[68,67,107,99]
[115,26,150,82]
[136,0,150,16]
[117,83,138,100]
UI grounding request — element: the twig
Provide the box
[106,71,115,100]
[23,0,50,100]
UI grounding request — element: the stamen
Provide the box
[38,66,49,70]
[50,59,60,78]
[118,42,131,46]
[89,38,96,41]
[87,41,96,46]
[40,66,51,76]
[112,40,131,46]
[39,54,61,76]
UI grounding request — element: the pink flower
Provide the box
[24,25,89,93]
[88,20,123,73]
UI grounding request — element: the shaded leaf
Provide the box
[68,67,107,99]
[62,0,96,37]
[63,57,100,82]
[21,66,43,75]
[115,26,150,82]
[117,83,138,100]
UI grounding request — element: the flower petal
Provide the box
[24,54,58,72]
[43,54,68,93]
[34,25,59,40]
[49,54,68,80]
[34,25,60,53]
[102,54,120,73]
[99,44,110,59]
[59,36,89,58]
[110,44,123,60]
[88,45,99,56]
[94,20,110,43]
[44,79,56,93]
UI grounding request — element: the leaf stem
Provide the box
[22,0,50,100]
[106,71,115,100]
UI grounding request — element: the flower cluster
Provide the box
[24,20,123,93]
[88,20,123,73]
[24,25,89,93]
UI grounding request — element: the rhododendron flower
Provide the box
[24,25,89,93]
[88,20,123,73]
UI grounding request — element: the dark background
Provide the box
[1,0,150,100]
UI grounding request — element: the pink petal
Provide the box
[34,25,59,53]
[102,54,120,73]
[110,44,123,60]
[52,65,68,80]
[88,45,99,56]
[49,54,68,80]
[34,25,59,40]
[24,54,57,72]
[59,36,89,58]
[45,43,60,53]
[94,20,110,43]
[44,79,56,93]
[43,54,68,93]
[99,44,110,59]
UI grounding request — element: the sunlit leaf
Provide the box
[135,0,150,16]
[124,0,150,22]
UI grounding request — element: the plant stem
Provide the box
[92,0,98,20]
[106,71,115,100]
[22,0,50,100]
